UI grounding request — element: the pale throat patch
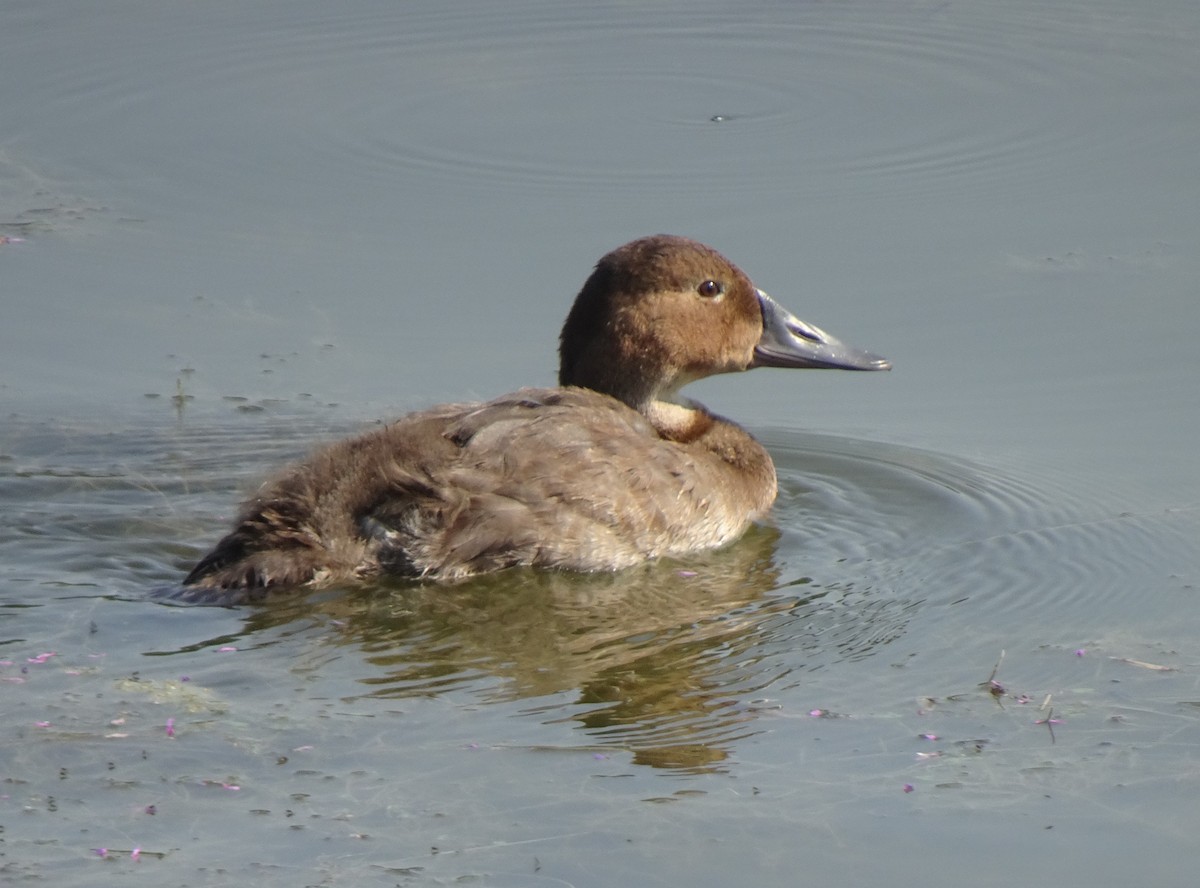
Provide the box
[644,397,705,438]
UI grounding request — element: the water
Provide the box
[3,0,1199,885]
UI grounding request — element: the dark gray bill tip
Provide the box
[752,290,891,372]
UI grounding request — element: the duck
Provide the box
[182,235,889,595]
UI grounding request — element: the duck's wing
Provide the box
[182,388,755,593]
[372,388,750,578]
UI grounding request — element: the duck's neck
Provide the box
[643,397,716,444]
[643,396,778,514]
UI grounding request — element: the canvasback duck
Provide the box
[183,235,889,594]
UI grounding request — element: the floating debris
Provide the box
[113,677,228,714]
[1111,657,1176,672]
[980,650,1006,697]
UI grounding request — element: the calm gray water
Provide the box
[3,0,1199,885]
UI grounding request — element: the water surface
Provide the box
[3,1,1199,885]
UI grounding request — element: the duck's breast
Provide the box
[369,387,767,578]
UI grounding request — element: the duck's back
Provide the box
[183,387,774,592]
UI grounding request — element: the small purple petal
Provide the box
[1074,649,1086,657]
[903,784,915,793]
[165,718,175,738]
[92,848,108,858]
[130,847,141,862]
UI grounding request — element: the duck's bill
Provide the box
[752,290,891,372]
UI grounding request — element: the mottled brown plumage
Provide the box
[183,235,888,594]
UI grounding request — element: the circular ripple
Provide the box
[288,4,1199,200]
[765,431,1191,633]
[6,411,1196,769]
[12,0,1197,213]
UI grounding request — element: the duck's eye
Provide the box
[697,279,724,299]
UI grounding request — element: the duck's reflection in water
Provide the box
[213,524,906,773]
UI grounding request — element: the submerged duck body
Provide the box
[184,235,889,593]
